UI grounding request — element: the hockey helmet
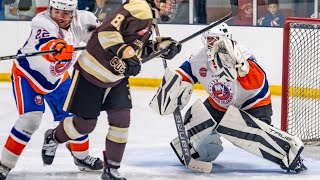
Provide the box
[202,23,232,49]
[147,0,179,22]
[49,0,77,11]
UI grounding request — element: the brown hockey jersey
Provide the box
[75,0,154,88]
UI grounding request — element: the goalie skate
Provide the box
[42,129,58,165]
[280,147,308,173]
[66,143,103,171]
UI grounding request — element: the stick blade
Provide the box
[187,158,213,173]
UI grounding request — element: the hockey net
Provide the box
[281,17,320,145]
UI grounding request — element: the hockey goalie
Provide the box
[149,23,307,173]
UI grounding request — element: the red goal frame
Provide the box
[281,17,320,132]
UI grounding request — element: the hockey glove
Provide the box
[42,39,74,62]
[155,37,182,60]
[117,45,141,76]
[123,56,141,76]
[213,37,249,77]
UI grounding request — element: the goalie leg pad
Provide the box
[149,68,193,115]
[216,105,305,172]
[184,99,218,145]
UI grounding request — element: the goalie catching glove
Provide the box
[149,68,193,115]
[213,37,249,77]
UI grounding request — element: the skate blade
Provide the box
[78,166,103,172]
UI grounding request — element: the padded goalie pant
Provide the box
[54,71,132,169]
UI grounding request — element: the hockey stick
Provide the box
[141,0,239,64]
[0,24,97,61]
[153,21,213,172]
[154,0,238,173]
[0,46,85,61]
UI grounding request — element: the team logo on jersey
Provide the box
[199,67,207,77]
[110,56,126,74]
[49,59,73,77]
[208,80,234,104]
[34,95,43,105]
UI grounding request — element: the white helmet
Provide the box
[204,23,232,39]
[202,23,232,61]
[49,0,77,11]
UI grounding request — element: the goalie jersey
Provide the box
[176,47,271,112]
[12,10,99,94]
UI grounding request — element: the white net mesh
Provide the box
[283,20,320,145]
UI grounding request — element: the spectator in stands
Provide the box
[78,0,95,11]
[194,0,206,24]
[92,0,121,21]
[232,0,253,26]
[4,0,36,21]
[257,0,285,27]
[35,0,49,14]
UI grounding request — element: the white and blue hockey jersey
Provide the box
[176,46,271,112]
[12,10,100,94]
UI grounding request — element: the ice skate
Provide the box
[66,143,103,171]
[101,167,126,180]
[0,161,10,180]
[42,129,58,165]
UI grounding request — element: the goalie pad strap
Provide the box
[187,119,216,138]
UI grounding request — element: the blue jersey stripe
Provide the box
[179,61,198,83]
[16,54,60,91]
[241,60,270,108]
[34,37,56,50]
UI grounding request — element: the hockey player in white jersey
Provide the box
[150,23,307,173]
[0,1,103,179]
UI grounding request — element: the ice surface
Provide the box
[0,83,319,180]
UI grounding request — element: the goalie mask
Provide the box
[202,23,232,62]
[147,0,179,22]
[202,23,238,80]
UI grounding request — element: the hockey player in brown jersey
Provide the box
[41,0,182,180]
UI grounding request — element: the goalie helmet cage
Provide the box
[281,17,320,145]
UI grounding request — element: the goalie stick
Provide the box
[152,20,213,173]
[153,0,239,173]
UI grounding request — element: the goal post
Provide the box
[281,17,320,145]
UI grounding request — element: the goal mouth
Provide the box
[281,17,320,146]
